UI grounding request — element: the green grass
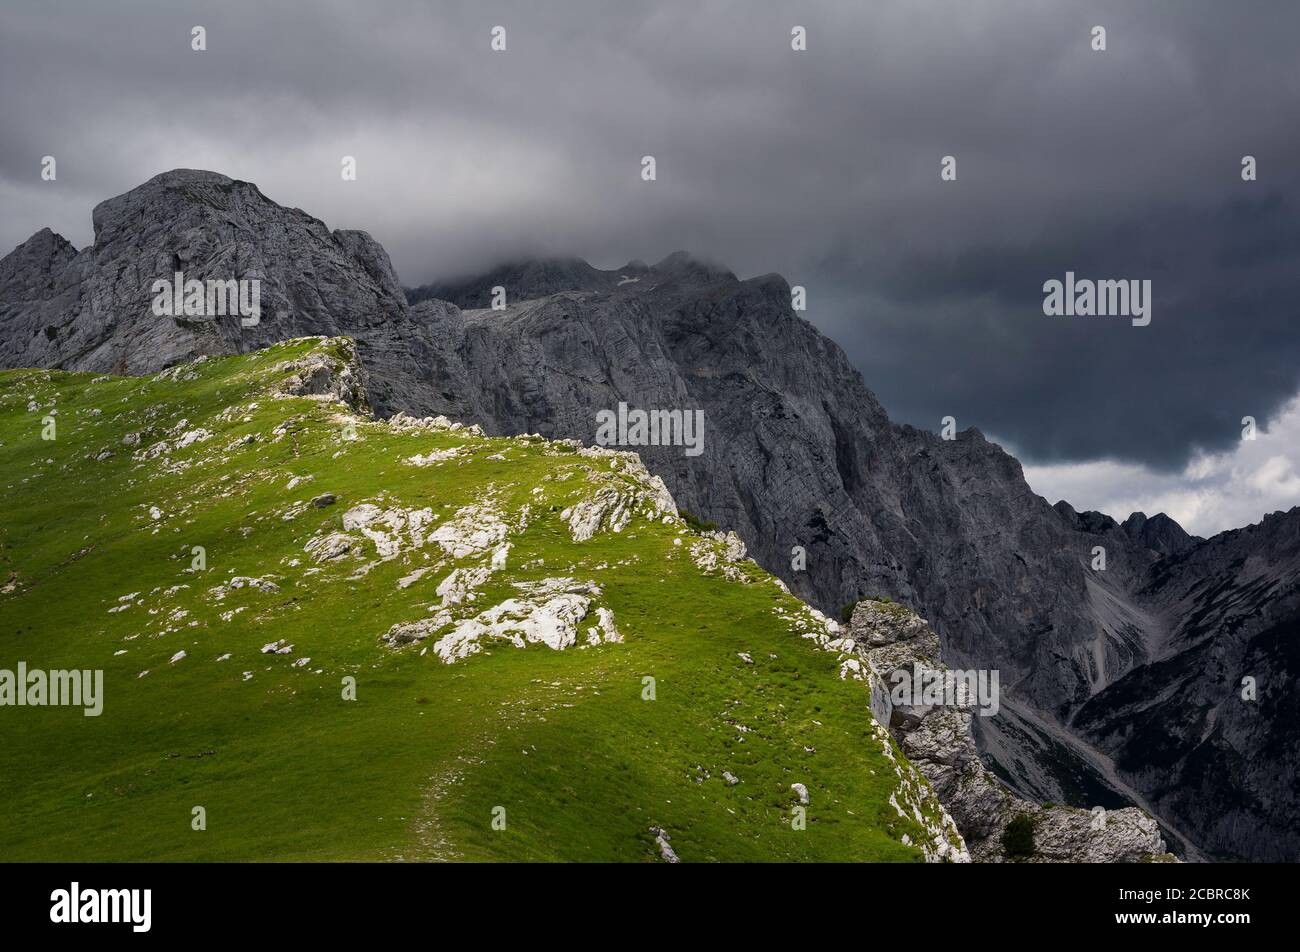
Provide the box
[0,337,956,862]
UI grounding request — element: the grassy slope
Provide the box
[0,338,956,862]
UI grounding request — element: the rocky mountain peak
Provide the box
[650,250,735,282]
[5,225,76,258]
[1121,510,1197,555]
[1,168,410,377]
[91,169,247,242]
[0,227,78,300]
[1053,500,1121,535]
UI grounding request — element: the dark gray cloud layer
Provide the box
[3,0,1298,481]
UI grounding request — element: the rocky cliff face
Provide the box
[3,169,1296,860]
[0,170,412,385]
[845,599,1171,862]
[1071,509,1300,861]
[402,256,1125,714]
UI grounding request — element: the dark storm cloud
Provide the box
[2,0,1299,483]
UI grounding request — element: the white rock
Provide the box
[490,543,510,570]
[305,531,353,562]
[512,577,602,598]
[562,487,633,541]
[431,594,592,663]
[407,447,463,466]
[650,826,680,864]
[436,566,492,607]
[175,428,212,449]
[430,503,508,559]
[586,607,623,645]
[396,566,432,590]
[383,611,453,646]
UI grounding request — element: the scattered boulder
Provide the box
[305,531,353,562]
[649,826,680,863]
[431,594,594,663]
[430,503,508,558]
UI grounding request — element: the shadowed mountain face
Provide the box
[3,169,1296,860]
[1071,510,1300,861]
[0,171,411,376]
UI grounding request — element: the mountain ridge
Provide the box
[0,335,973,861]
[3,168,1296,860]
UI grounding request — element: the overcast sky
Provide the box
[2,0,1298,536]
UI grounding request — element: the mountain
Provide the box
[1072,508,1300,861]
[3,169,1297,860]
[0,171,408,374]
[0,336,973,861]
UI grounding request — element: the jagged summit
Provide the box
[1,168,407,378]
[92,170,253,240]
[1052,502,1199,555]
[1121,510,1198,555]
[4,225,75,256]
[649,249,735,281]
[0,227,78,300]
[136,167,235,185]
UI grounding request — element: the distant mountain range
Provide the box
[3,169,1296,860]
